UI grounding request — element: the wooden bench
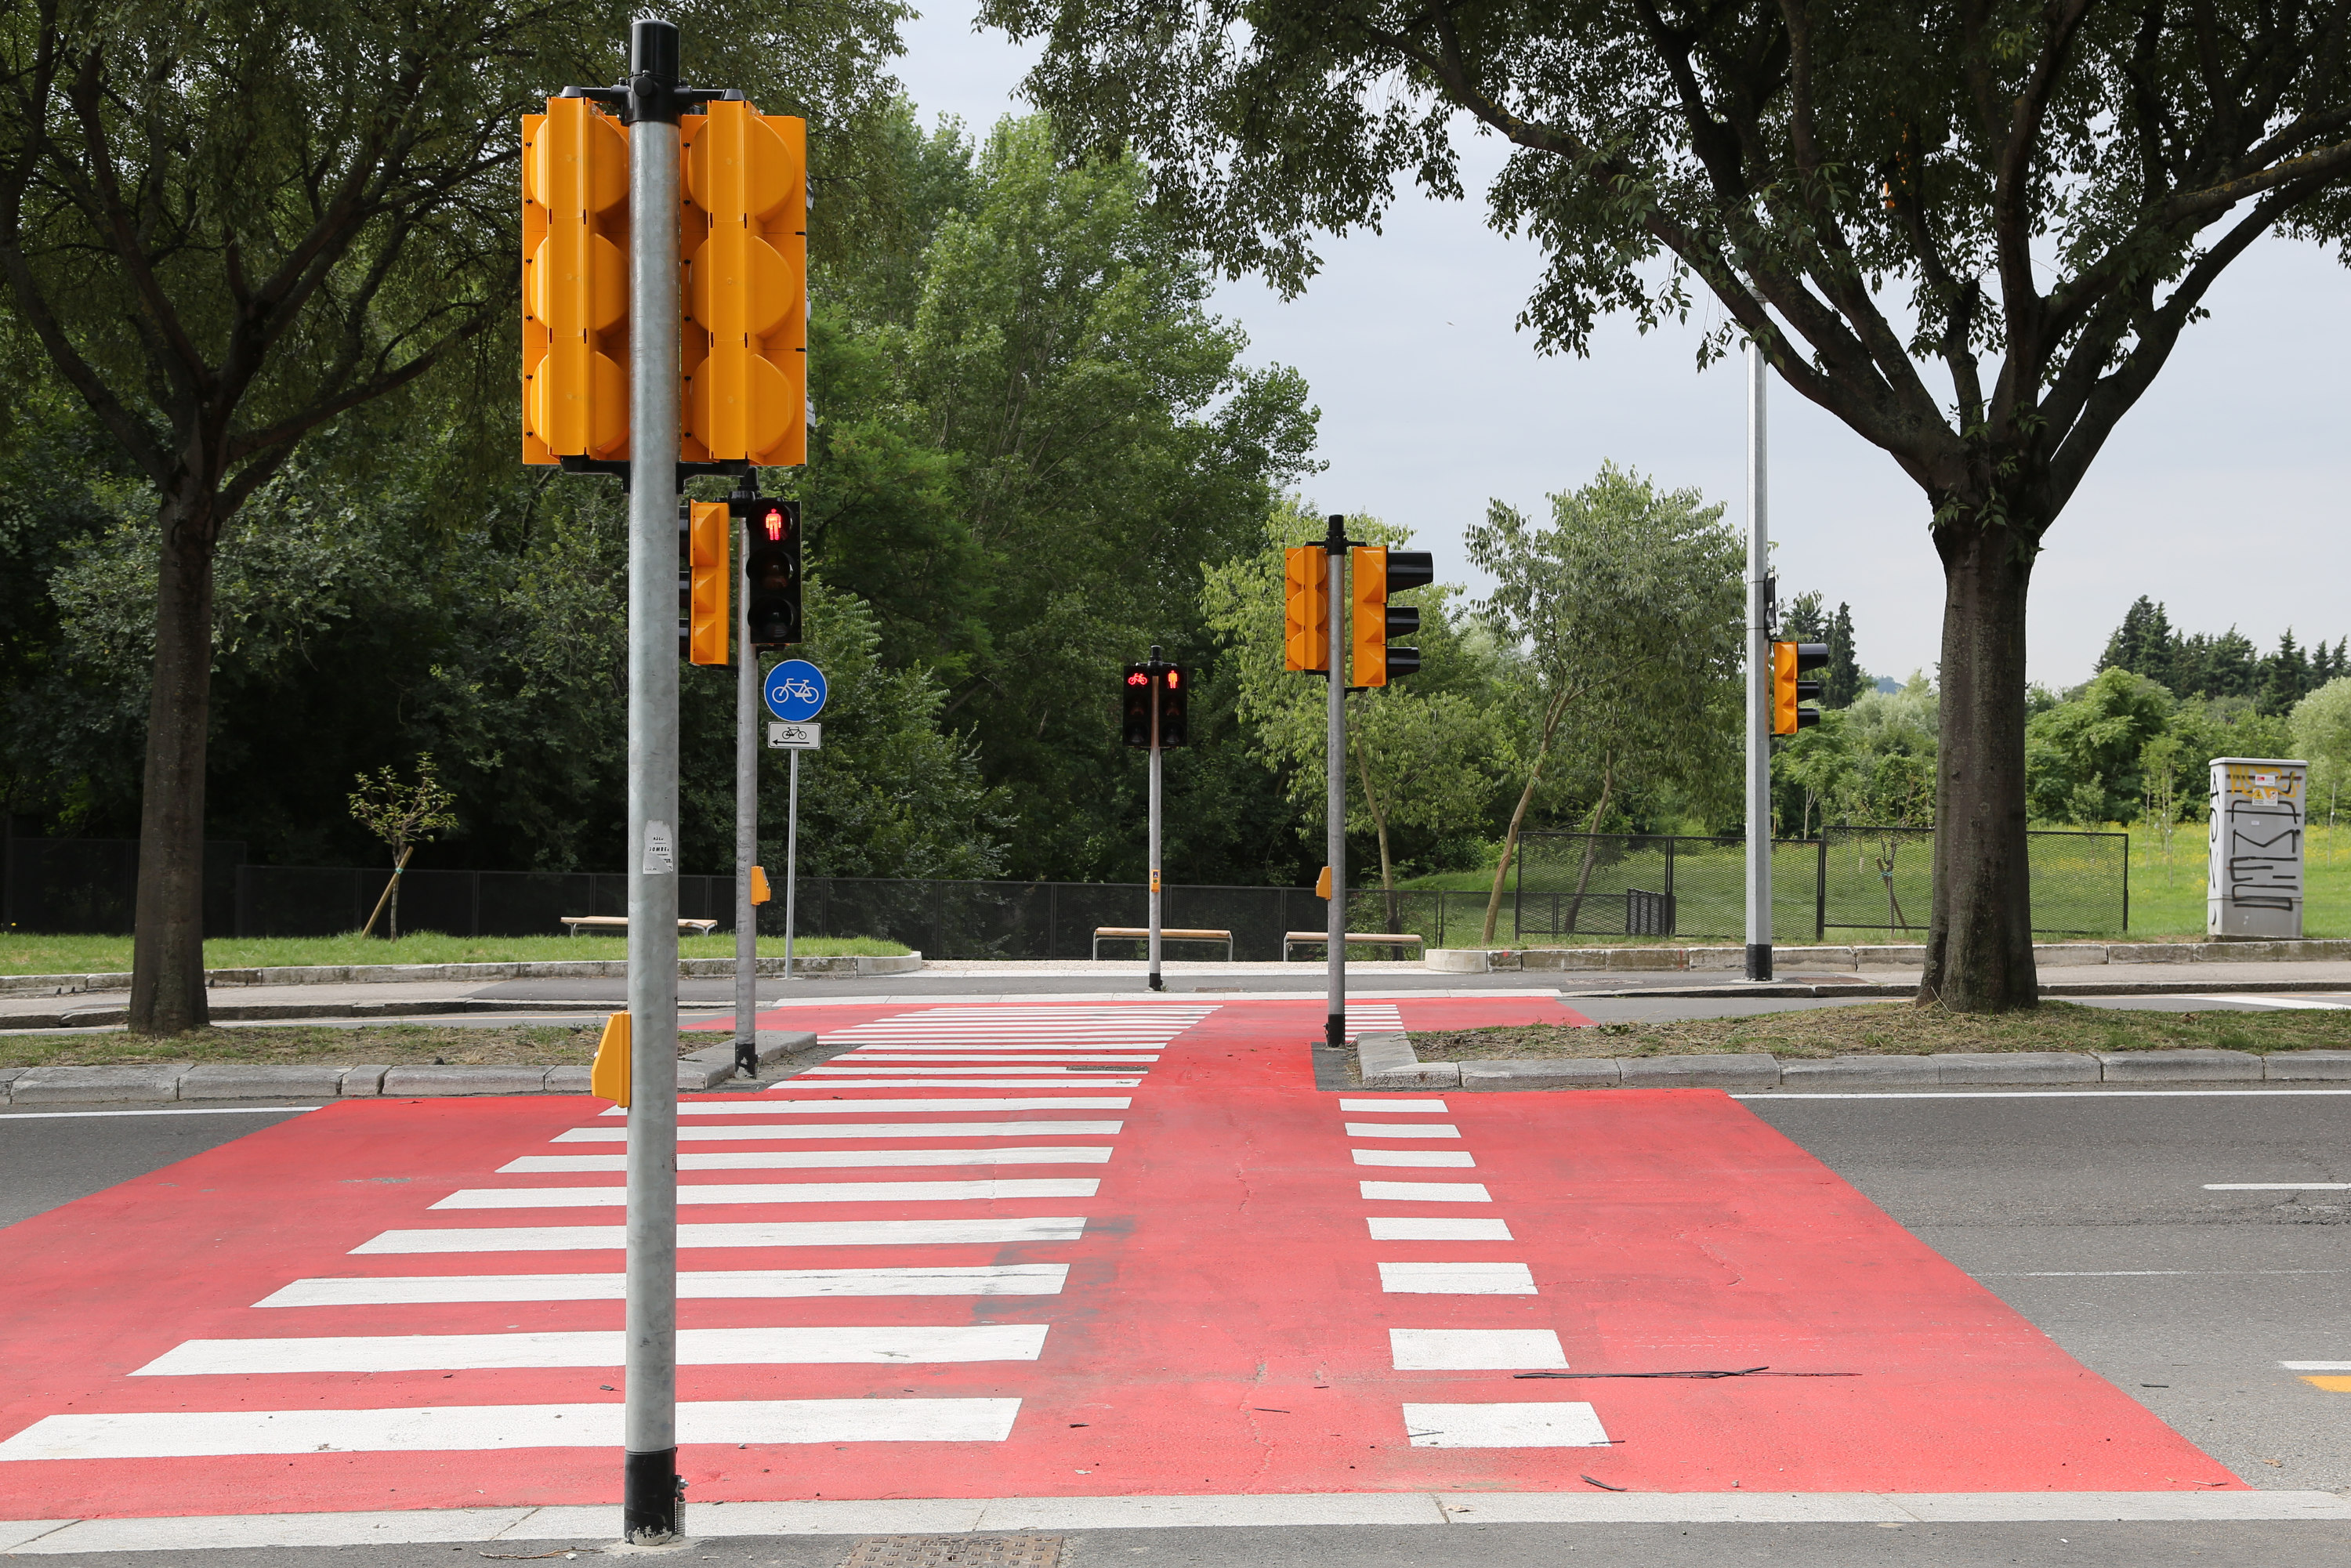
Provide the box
[1284,930,1426,961]
[561,915,721,937]
[1092,926,1235,961]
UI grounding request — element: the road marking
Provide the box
[352,1217,1090,1254]
[2280,1361,2351,1371]
[500,1147,1115,1173]
[0,1106,321,1121]
[133,1324,1051,1376]
[432,1178,1101,1210]
[1346,1122,1461,1139]
[1389,1329,1566,1369]
[256,1265,1072,1306]
[1351,1149,1476,1168]
[1339,1098,1449,1112]
[1400,1403,1610,1448]
[2299,1377,2351,1391]
[1365,1217,1512,1240]
[780,1078,1146,1089]
[554,1120,1125,1143]
[1360,1181,1491,1203]
[639,1099,1133,1114]
[2204,1182,2351,1190]
[0,1400,1024,1461]
[1377,1262,1537,1295]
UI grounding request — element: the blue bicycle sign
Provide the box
[764,660,828,722]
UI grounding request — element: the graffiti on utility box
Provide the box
[2208,757,2308,940]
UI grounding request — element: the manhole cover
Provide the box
[842,1535,1066,1568]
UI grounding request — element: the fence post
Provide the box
[2121,831,2130,933]
[1816,835,1828,942]
[1048,882,1058,961]
[933,878,946,960]
[471,871,483,938]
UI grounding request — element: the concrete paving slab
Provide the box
[1358,1032,1461,1088]
[2098,1048,2262,1081]
[2262,1049,2351,1081]
[543,1066,595,1094]
[9,1063,190,1103]
[1778,1056,1940,1088]
[177,1064,348,1100]
[337,1064,390,1095]
[1459,1059,1621,1089]
[1617,1053,1779,1088]
[1934,1051,2098,1084]
[379,1065,552,1096]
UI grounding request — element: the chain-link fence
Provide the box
[1516,827,2129,940]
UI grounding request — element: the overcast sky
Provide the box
[893,4,2351,689]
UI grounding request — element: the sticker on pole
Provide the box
[763,660,827,722]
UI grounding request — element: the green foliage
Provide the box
[2293,677,2351,829]
[1780,591,1867,710]
[1773,675,1940,837]
[2096,597,2346,711]
[2025,669,2175,826]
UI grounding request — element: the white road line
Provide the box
[353,1217,1089,1254]
[2280,1360,2351,1371]
[1352,1149,1476,1168]
[2204,1182,2351,1190]
[1360,1181,1492,1203]
[629,1099,1133,1115]
[258,1265,1070,1306]
[0,1106,321,1121]
[502,1147,1114,1174]
[1367,1217,1512,1240]
[432,1179,1101,1210]
[134,1325,1051,1376]
[555,1121,1125,1143]
[1340,1098,1448,1113]
[1346,1123,1461,1139]
[1401,1403,1609,1448]
[0,1400,1024,1461]
[781,1078,1145,1089]
[1390,1329,1567,1370]
[1377,1262,1537,1295]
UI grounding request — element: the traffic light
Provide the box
[678,500,730,664]
[520,96,631,464]
[1157,664,1190,747]
[1284,548,1328,671]
[1121,664,1154,748]
[680,101,809,468]
[1773,641,1830,733]
[740,498,802,647]
[1349,546,1434,686]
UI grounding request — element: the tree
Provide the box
[2261,630,2316,716]
[987,0,2351,1010]
[2023,668,2174,826]
[1782,591,1865,709]
[0,0,907,1031]
[2293,676,2351,856]
[2098,598,2177,691]
[347,755,458,940]
[1465,465,1742,943]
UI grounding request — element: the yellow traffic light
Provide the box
[1284,547,1328,671]
[521,98,631,464]
[1349,545,1433,687]
[1773,640,1829,734]
[687,500,730,664]
[681,102,808,468]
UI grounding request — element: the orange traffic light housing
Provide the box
[680,101,808,468]
[679,500,730,664]
[1349,545,1433,687]
[521,97,631,464]
[1773,641,1830,734]
[1284,548,1329,671]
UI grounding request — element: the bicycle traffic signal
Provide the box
[680,101,808,468]
[1349,546,1433,686]
[1283,548,1328,671]
[1120,660,1191,748]
[1773,641,1830,733]
[678,500,730,664]
[741,497,802,648]
[520,97,630,464]
[1121,665,1154,748]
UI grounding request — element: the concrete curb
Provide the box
[1352,1037,2351,1092]
[0,1030,823,1103]
[0,952,924,998]
[1428,937,2351,975]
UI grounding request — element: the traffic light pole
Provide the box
[621,17,683,1545]
[1744,341,1773,983]
[1325,513,1348,1051]
[1147,645,1165,992]
[734,515,759,1074]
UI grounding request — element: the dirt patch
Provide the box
[0,1023,729,1070]
[1407,1001,2351,1062]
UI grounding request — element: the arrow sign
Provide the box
[763,659,827,722]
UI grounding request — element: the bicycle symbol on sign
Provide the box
[763,659,828,723]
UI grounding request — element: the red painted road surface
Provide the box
[0,997,2237,1519]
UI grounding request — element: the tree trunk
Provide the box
[1919,519,2038,1011]
[1480,686,1575,943]
[1561,760,1614,935]
[1350,733,1396,926]
[129,490,219,1034]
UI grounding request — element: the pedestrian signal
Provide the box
[741,498,802,648]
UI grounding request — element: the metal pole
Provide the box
[1744,339,1773,982]
[733,516,758,1076]
[1148,643,1164,992]
[784,748,800,983]
[621,15,682,1545]
[1325,513,1348,1050]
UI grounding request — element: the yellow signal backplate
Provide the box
[520,98,630,463]
[1284,548,1329,672]
[681,103,808,468]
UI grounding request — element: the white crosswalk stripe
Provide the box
[134,1324,1052,1376]
[501,1146,1114,1173]
[255,1265,1070,1307]
[430,1178,1102,1209]
[353,1217,1091,1253]
[610,1098,1133,1115]
[552,1120,1125,1143]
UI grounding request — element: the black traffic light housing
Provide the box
[1121,651,1190,749]
[737,495,802,648]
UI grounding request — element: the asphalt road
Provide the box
[2,1073,2346,1564]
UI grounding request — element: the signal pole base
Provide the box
[1744,943,1773,983]
[622,1447,681,1543]
[1326,1012,1346,1052]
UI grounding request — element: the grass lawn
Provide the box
[0,1022,732,1070]
[0,931,911,977]
[1409,1001,2351,1062]
[2125,820,2348,938]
